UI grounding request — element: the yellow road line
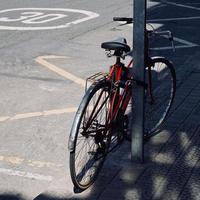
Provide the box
[0,55,85,123]
[0,168,53,181]
[4,156,24,165]
[0,56,82,177]
[0,155,63,169]
[0,116,10,122]
[35,55,85,87]
[0,107,77,122]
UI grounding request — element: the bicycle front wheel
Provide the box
[144,57,176,138]
[69,80,111,191]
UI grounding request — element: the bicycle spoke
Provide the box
[70,81,111,189]
[144,58,175,136]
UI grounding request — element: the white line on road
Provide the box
[0,167,53,181]
[151,36,199,50]
[149,16,200,22]
[164,1,200,11]
[127,24,199,50]
[151,45,198,51]
[173,37,198,46]
[0,8,99,30]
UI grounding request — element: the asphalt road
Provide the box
[0,0,199,199]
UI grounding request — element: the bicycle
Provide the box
[68,17,176,191]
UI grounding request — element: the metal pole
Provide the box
[131,0,146,162]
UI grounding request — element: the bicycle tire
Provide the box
[144,57,176,138]
[69,80,111,191]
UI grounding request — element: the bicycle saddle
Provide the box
[101,37,131,53]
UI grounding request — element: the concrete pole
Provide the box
[131,0,146,162]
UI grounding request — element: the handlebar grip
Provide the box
[113,17,133,23]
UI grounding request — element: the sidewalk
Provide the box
[35,50,200,200]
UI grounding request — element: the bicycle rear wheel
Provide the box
[69,80,111,191]
[144,57,176,138]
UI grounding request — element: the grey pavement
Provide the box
[35,1,200,200]
[0,0,131,199]
[0,0,200,199]
[35,53,200,200]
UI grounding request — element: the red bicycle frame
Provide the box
[107,59,133,124]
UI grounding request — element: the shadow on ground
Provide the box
[0,194,25,200]
[90,1,200,199]
[16,0,200,199]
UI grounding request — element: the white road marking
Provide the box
[0,8,99,30]
[164,1,200,11]
[0,107,77,122]
[35,55,85,87]
[0,168,53,181]
[151,45,197,51]
[0,12,44,22]
[148,0,200,49]
[149,16,200,22]
[22,13,67,24]
[172,37,198,46]
[124,16,200,23]
[151,36,199,50]
[126,22,199,50]
[0,12,67,24]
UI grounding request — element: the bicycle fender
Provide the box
[68,108,82,152]
[68,84,96,152]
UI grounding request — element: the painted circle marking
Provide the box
[0,8,99,30]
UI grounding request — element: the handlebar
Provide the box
[113,17,133,23]
[113,17,175,51]
[113,17,172,36]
